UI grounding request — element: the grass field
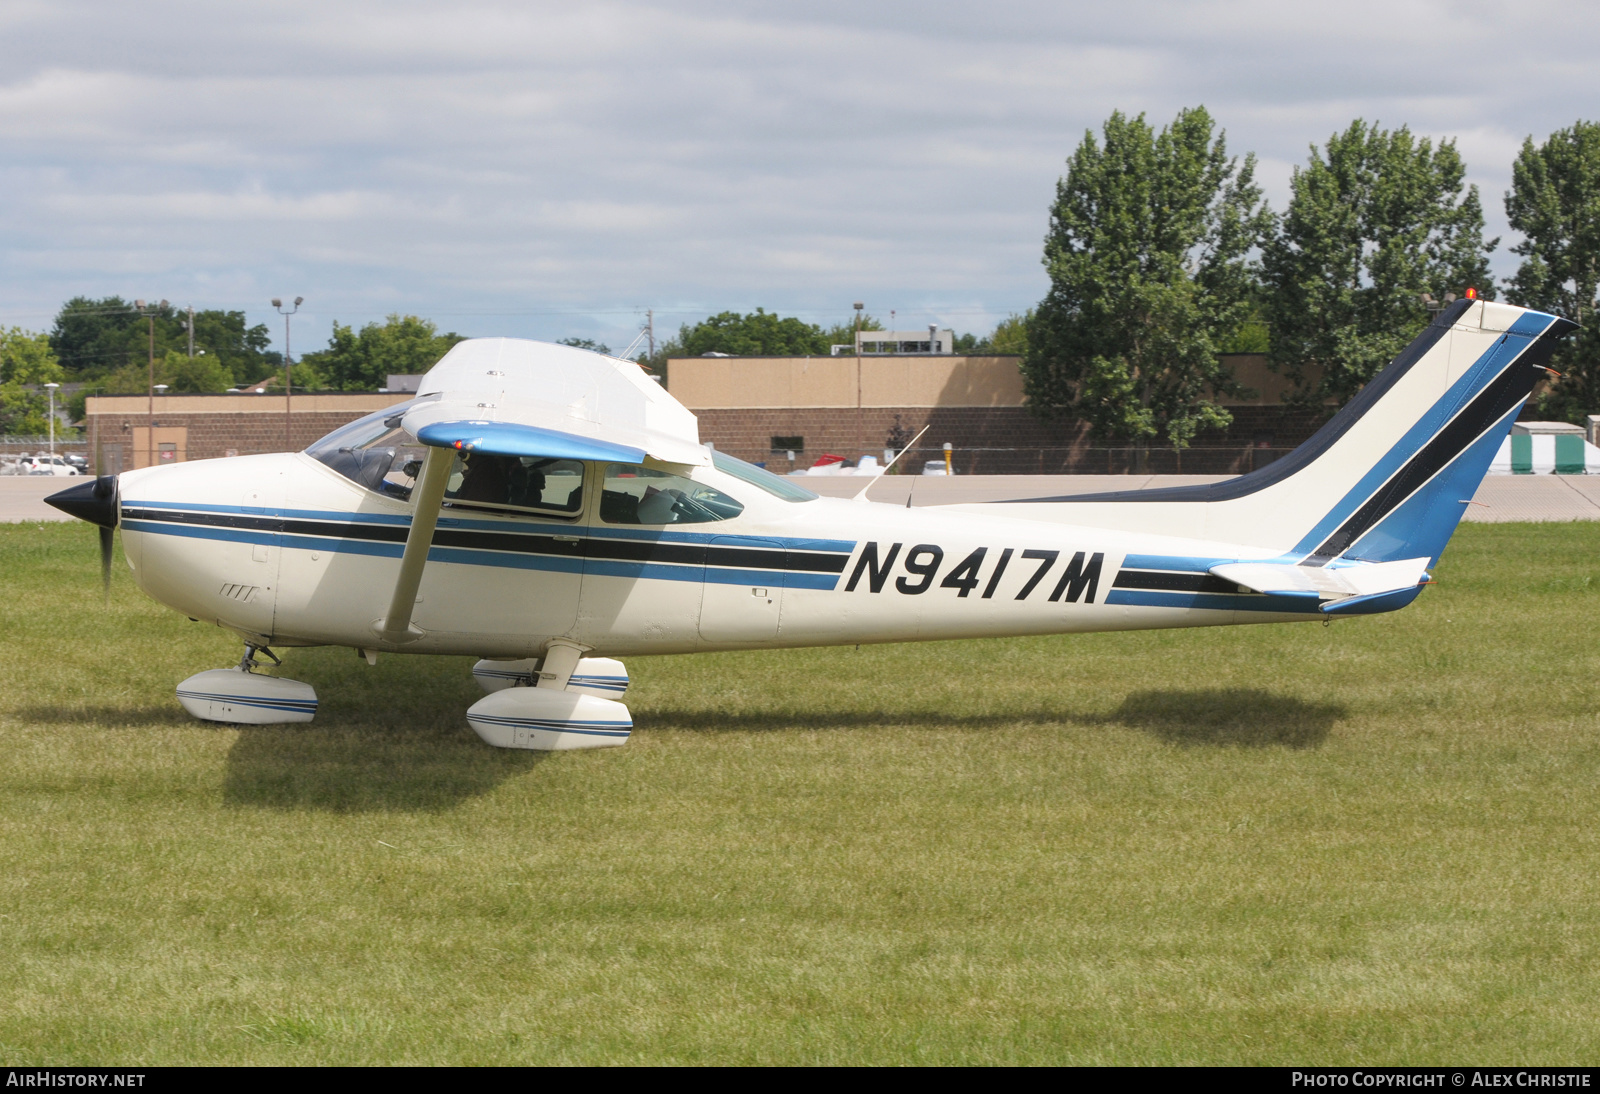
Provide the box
[2,519,1599,1065]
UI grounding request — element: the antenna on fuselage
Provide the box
[852,423,929,503]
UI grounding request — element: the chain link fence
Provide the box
[767,445,1297,476]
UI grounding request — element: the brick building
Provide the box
[81,353,1332,477]
[84,393,407,472]
[667,352,1329,475]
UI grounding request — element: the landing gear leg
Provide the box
[238,643,282,673]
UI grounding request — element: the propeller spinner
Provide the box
[45,476,119,597]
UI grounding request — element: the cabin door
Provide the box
[698,536,783,643]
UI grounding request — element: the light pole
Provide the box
[44,382,58,462]
[134,299,169,468]
[273,297,303,452]
[853,302,865,458]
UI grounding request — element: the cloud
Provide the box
[2,0,1598,347]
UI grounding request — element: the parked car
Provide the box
[22,455,81,476]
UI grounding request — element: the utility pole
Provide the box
[273,297,303,452]
[135,299,168,468]
[186,305,195,358]
[646,309,654,359]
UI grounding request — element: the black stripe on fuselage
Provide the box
[1113,569,1238,594]
[122,508,849,574]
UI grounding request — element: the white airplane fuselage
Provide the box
[118,451,1309,660]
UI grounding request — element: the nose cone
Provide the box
[46,475,119,528]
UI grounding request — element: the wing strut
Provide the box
[374,446,455,643]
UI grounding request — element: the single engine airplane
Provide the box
[47,296,1574,750]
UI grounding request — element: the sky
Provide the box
[3,0,1598,356]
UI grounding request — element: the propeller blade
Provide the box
[100,524,114,601]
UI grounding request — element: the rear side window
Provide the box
[599,464,744,525]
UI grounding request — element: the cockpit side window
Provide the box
[599,464,744,525]
[442,454,585,516]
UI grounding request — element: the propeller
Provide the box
[44,473,119,601]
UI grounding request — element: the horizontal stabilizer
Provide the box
[416,420,646,463]
[1210,557,1431,603]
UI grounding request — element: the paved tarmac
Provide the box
[802,473,1600,523]
[4,471,1600,523]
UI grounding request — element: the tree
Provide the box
[1024,108,1271,451]
[48,297,279,386]
[50,296,161,378]
[664,309,829,358]
[190,310,279,385]
[1264,120,1495,407]
[989,312,1031,355]
[0,328,66,434]
[820,313,883,352]
[558,337,611,355]
[1504,121,1600,422]
[297,315,467,391]
[0,327,64,386]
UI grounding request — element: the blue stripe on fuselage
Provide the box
[124,510,847,587]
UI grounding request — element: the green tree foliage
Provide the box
[557,337,611,355]
[1,328,65,386]
[665,309,829,358]
[820,313,883,352]
[191,310,279,386]
[1024,107,1272,449]
[953,313,1031,355]
[989,311,1031,356]
[1504,121,1600,422]
[51,296,154,377]
[1264,120,1495,407]
[297,315,467,392]
[48,297,278,386]
[0,328,66,434]
[101,350,234,395]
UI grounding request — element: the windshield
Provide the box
[711,450,818,502]
[305,400,429,501]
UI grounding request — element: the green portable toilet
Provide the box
[1556,434,1587,475]
[1511,434,1533,474]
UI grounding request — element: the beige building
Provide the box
[84,392,407,472]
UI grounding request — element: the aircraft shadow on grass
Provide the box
[217,651,544,813]
[16,685,1339,814]
[643,687,1344,750]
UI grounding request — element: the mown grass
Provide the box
[1,519,1598,1064]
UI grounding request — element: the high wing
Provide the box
[401,338,708,467]
[374,339,709,642]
